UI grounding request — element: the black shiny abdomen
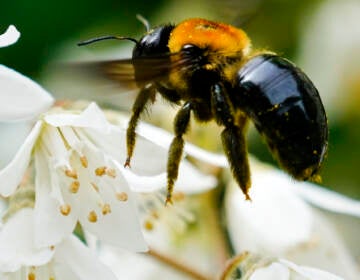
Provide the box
[232,54,328,179]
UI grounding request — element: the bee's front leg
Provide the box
[125,85,156,167]
[210,83,251,200]
[166,102,192,205]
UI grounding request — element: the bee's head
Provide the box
[132,24,175,59]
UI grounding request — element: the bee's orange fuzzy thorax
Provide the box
[168,18,250,54]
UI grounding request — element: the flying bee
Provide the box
[78,17,328,204]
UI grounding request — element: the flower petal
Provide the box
[291,181,360,217]
[0,208,54,272]
[279,259,344,280]
[0,25,20,47]
[175,160,217,194]
[63,144,147,251]
[137,122,228,166]
[226,164,313,255]
[122,159,217,194]
[249,262,290,280]
[0,66,54,121]
[44,102,112,132]
[54,235,117,280]
[33,145,77,247]
[0,121,43,197]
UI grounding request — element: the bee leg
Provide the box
[211,83,251,200]
[166,102,192,205]
[125,85,156,168]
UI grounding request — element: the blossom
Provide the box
[0,208,117,280]
[234,252,344,280]
[0,62,219,252]
[0,25,20,48]
[225,158,360,279]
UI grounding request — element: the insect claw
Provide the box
[124,157,131,168]
[245,193,252,201]
[165,195,173,206]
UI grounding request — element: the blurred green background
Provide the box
[1,0,360,198]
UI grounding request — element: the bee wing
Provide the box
[68,52,187,90]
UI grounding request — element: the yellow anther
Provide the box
[88,211,98,223]
[28,272,36,280]
[69,181,80,193]
[60,204,71,216]
[80,156,88,168]
[95,166,107,176]
[102,203,112,215]
[50,245,55,251]
[106,168,116,178]
[116,192,128,202]
[65,169,78,179]
[144,219,154,231]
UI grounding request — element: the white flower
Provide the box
[225,159,360,279]
[0,25,20,48]
[0,102,152,251]
[0,208,117,280]
[0,65,219,252]
[247,257,343,280]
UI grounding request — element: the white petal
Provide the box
[33,146,77,247]
[120,168,167,193]
[137,121,228,166]
[44,102,112,132]
[122,160,217,194]
[292,181,360,217]
[226,167,313,255]
[279,259,344,280]
[0,121,43,197]
[0,208,54,272]
[63,145,147,251]
[0,65,54,121]
[54,235,117,280]
[81,126,168,176]
[175,160,217,194]
[0,25,20,47]
[0,121,32,169]
[249,262,290,280]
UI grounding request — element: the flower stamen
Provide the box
[95,166,107,176]
[28,272,36,280]
[102,203,112,215]
[60,204,71,216]
[65,169,78,179]
[69,181,80,193]
[80,155,88,168]
[88,210,98,222]
[106,168,116,178]
[91,182,99,192]
[116,192,128,202]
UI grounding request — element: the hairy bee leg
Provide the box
[166,102,192,205]
[221,127,251,200]
[211,83,251,200]
[125,85,156,167]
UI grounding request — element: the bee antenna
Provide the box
[136,14,151,32]
[77,36,138,46]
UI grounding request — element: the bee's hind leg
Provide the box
[211,83,251,200]
[125,85,156,167]
[166,102,192,205]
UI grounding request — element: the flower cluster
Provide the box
[1,24,359,280]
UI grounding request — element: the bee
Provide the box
[78,17,328,204]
